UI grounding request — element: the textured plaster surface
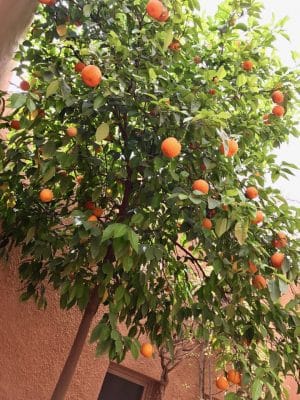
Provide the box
[0,251,203,400]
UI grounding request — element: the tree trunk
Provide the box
[50,285,100,400]
[157,367,169,400]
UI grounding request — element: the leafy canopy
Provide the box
[0,0,299,398]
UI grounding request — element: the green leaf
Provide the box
[10,93,27,108]
[215,218,229,237]
[234,220,248,245]
[130,339,140,360]
[163,28,173,51]
[26,97,36,112]
[41,165,56,183]
[251,379,263,400]
[127,228,139,253]
[115,286,125,302]
[96,122,110,141]
[216,66,227,79]
[46,80,60,98]
[234,23,248,31]
[236,74,247,87]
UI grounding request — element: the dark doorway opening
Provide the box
[98,372,144,400]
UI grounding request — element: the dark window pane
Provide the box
[98,372,144,400]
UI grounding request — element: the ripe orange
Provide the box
[75,62,86,73]
[20,80,30,91]
[248,261,258,274]
[194,56,201,64]
[88,215,98,222]
[252,275,267,289]
[252,210,264,225]
[208,89,216,95]
[93,207,104,218]
[11,120,21,130]
[245,186,258,200]
[222,204,229,211]
[168,40,181,51]
[273,231,288,248]
[140,343,154,358]
[39,0,56,4]
[66,126,78,137]
[270,252,285,269]
[219,139,238,157]
[272,105,285,117]
[192,179,209,194]
[272,90,284,104]
[227,369,241,385]
[242,60,254,71]
[161,137,181,158]
[39,188,54,203]
[202,218,212,230]
[81,65,102,87]
[216,376,229,391]
[146,0,164,19]
[158,6,169,22]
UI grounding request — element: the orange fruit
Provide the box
[85,201,95,210]
[219,139,238,157]
[76,175,84,184]
[273,231,288,248]
[56,24,67,37]
[270,252,285,269]
[140,343,154,358]
[272,105,285,117]
[222,204,229,211]
[216,376,229,391]
[81,65,102,87]
[168,40,181,51]
[158,6,169,22]
[93,207,104,218]
[194,56,201,64]
[20,80,30,91]
[245,186,258,199]
[252,275,267,289]
[208,89,216,95]
[66,126,78,137]
[192,179,209,194]
[161,137,181,158]
[146,0,164,19]
[39,188,54,203]
[242,60,253,71]
[88,215,98,222]
[263,114,271,125]
[39,0,56,4]
[272,90,284,104]
[11,120,21,130]
[75,62,86,73]
[248,261,258,274]
[252,210,264,225]
[202,218,212,230]
[227,369,241,385]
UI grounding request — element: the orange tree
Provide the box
[0,0,299,399]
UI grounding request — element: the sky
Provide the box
[200,0,300,205]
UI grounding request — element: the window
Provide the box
[98,363,160,400]
[98,372,144,400]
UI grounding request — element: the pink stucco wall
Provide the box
[0,251,203,400]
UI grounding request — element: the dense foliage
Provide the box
[0,0,299,398]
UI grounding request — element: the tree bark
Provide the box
[50,285,100,400]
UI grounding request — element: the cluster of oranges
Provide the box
[263,90,285,124]
[216,369,241,391]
